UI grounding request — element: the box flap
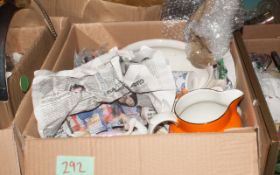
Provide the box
[0,101,14,129]
[9,9,45,28]
[231,38,273,174]
[234,31,278,175]
[23,113,39,138]
[243,24,280,40]
[7,27,54,116]
[0,128,21,175]
[6,27,47,55]
[0,21,54,129]
[40,17,71,69]
[14,17,70,134]
[103,0,163,6]
[29,0,161,23]
[244,38,280,54]
[24,132,259,175]
[14,90,33,133]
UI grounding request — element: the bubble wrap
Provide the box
[161,0,205,21]
[161,0,244,68]
[185,0,243,60]
[161,0,204,40]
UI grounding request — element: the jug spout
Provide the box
[220,89,244,107]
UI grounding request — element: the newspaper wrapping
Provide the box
[32,46,176,138]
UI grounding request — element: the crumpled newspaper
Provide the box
[255,68,280,123]
[32,46,176,138]
[251,57,280,123]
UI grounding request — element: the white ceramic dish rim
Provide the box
[123,39,186,51]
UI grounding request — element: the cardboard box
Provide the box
[0,22,51,175]
[29,0,161,23]
[14,21,275,175]
[1,23,52,126]
[233,24,280,175]
[0,9,70,175]
[104,0,163,7]
[10,3,163,174]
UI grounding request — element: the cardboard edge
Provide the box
[12,125,23,175]
[242,24,280,40]
[13,124,25,175]
[234,31,279,174]
[23,131,259,175]
[265,141,280,175]
[234,31,278,141]
[0,27,50,128]
[51,24,77,70]
[0,101,14,129]
[0,127,22,175]
[7,26,54,117]
[272,1,280,23]
[40,17,71,69]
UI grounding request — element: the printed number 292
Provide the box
[62,161,86,174]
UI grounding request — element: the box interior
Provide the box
[242,25,280,172]
[0,16,68,130]
[20,22,272,174]
[0,26,52,130]
[6,27,45,56]
[238,24,280,174]
[244,38,280,72]
[242,24,280,40]
[243,25,280,121]
[243,24,280,60]
[30,0,161,23]
[24,22,260,136]
[0,10,70,175]
[13,18,70,139]
[0,27,43,129]
[244,39,280,54]
[6,27,53,125]
[104,0,163,6]
[34,22,259,131]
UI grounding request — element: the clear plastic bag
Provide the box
[185,0,243,67]
[162,0,244,68]
[161,0,205,21]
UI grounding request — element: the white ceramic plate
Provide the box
[123,39,199,72]
[123,39,212,89]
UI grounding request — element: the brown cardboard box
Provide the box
[234,24,280,175]
[0,9,70,175]
[14,21,275,175]
[9,3,162,174]
[0,22,51,175]
[12,0,162,135]
[104,0,163,6]
[1,20,53,126]
[29,0,161,23]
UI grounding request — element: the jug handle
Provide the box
[148,113,177,134]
